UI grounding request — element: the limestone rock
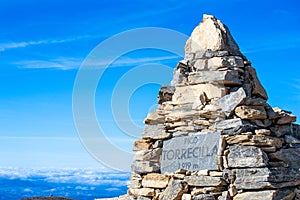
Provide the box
[273,108,297,125]
[188,70,241,85]
[255,129,271,135]
[185,14,241,57]
[142,125,171,140]
[227,145,268,168]
[234,105,267,120]
[172,84,226,105]
[184,175,225,187]
[128,188,155,197]
[215,87,246,116]
[192,194,216,200]
[182,194,192,200]
[226,135,283,148]
[134,148,162,162]
[233,189,296,200]
[144,112,165,125]
[133,140,152,151]
[141,173,169,189]
[206,56,244,70]
[131,161,160,174]
[235,167,300,190]
[233,190,276,200]
[215,118,255,135]
[158,179,188,200]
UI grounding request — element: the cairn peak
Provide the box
[103,14,300,200]
[185,14,241,58]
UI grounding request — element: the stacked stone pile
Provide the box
[105,15,300,200]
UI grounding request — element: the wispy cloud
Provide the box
[242,35,300,54]
[0,136,78,141]
[14,55,180,70]
[0,35,95,52]
[0,167,130,186]
[79,55,180,70]
[14,57,82,70]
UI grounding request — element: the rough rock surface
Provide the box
[99,14,300,200]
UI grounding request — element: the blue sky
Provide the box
[0,0,300,170]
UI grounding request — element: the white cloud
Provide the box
[13,57,82,70]
[0,136,78,141]
[0,167,130,186]
[0,35,95,52]
[14,55,180,70]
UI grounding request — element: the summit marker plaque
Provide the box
[161,132,221,173]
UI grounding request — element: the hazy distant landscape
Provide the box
[0,168,129,200]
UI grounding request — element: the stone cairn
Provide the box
[106,15,300,200]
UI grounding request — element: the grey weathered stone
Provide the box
[215,87,246,116]
[235,167,300,190]
[233,189,296,200]
[171,67,188,86]
[131,161,160,174]
[188,70,241,85]
[144,111,165,125]
[245,66,268,100]
[215,118,255,135]
[243,97,267,106]
[202,50,229,59]
[227,145,268,168]
[161,133,221,173]
[159,179,188,200]
[268,148,300,168]
[207,56,244,70]
[158,86,175,104]
[192,194,216,200]
[285,135,300,146]
[215,118,243,130]
[134,148,162,162]
[184,175,225,187]
[293,124,300,139]
[193,58,207,71]
[142,125,171,140]
[270,124,293,137]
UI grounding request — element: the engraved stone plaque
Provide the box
[161,132,221,173]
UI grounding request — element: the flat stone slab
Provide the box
[161,132,221,173]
